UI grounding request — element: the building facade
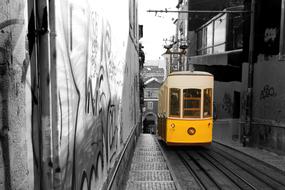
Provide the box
[143,78,161,133]
[141,66,164,133]
[242,0,285,154]
[179,0,285,154]
[175,0,244,145]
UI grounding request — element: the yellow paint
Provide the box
[165,118,213,144]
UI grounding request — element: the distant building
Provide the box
[143,78,162,134]
[141,65,165,83]
[141,65,164,133]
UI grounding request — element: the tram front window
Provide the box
[203,88,212,118]
[169,88,180,117]
[183,89,201,118]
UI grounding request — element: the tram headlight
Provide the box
[170,123,175,128]
[187,127,196,135]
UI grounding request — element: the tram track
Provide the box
[176,150,214,190]
[174,145,285,190]
[210,145,285,189]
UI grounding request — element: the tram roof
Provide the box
[168,71,213,77]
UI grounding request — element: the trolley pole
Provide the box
[244,0,256,146]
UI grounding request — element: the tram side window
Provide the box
[183,89,201,118]
[169,88,180,117]
[203,88,212,118]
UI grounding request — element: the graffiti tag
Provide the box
[260,85,277,100]
[222,93,233,114]
[264,28,277,43]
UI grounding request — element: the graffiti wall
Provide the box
[214,81,241,119]
[252,57,285,126]
[240,0,285,153]
[54,0,140,189]
[0,0,34,189]
[0,0,139,189]
[213,81,241,143]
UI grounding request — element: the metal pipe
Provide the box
[147,9,250,14]
[36,0,52,188]
[244,0,256,146]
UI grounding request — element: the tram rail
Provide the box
[173,144,285,190]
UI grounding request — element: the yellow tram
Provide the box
[157,71,214,145]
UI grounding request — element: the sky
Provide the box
[138,0,177,62]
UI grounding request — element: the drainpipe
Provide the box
[48,0,61,189]
[244,0,256,146]
[35,0,53,189]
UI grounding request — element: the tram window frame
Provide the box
[169,88,181,117]
[203,88,213,118]
[280,0,285,60]
[183,89,201,118]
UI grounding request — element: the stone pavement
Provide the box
[125,134,285,190]
[125,134,177,190]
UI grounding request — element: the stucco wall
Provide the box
[0,0,33,189]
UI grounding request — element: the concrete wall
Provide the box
[213,81,241,142]
[0,0,34,189]
[213,119,240,143]
[250,55,285,154]
[214,81,241,119]
[239,0,285,154]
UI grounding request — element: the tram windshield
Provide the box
[169,88,180,117]
[203,88,213,118]
[183,89,201,118]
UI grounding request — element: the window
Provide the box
[183,89,201,118]
[197,14,226,55]
[169,88,180,117]
[227,12,243,51]
[206,23,213,54]
[197,30,203,53]
[203,88,212,118]
[152,89,159,98]
[197,27,208,55]
[214,14,226,53]
[148,91,151,98]
[196,10,243,55]
[147,102,153,110]
[280,0,285,60]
